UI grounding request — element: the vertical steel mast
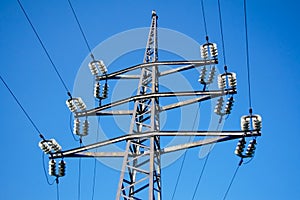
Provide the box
[116,10,161,200]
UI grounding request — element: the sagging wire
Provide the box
[222,158,244,200]
[217,0,227,67]
[0,75,46,140]
[56,178,60,200]
[191,122,222,200]
[171,104,201,200]
[67,0,95,60]
[243,0,253,110]
[91,117,101,200]
[16,0,72,98]
[78,138,83,200]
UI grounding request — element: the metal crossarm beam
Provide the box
[75,89,236,117]
[96,59,217,80]
[53,131,260,158]
[51,130,260,158]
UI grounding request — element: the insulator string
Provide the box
[171,104,201,200]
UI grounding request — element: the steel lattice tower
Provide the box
[116,11,161,199]
[49,10,262,200]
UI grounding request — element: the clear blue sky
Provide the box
[1,0,299,200]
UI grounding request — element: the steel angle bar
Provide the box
[96,59,217,80]
[161,132,260,154]
[159,60,217,77]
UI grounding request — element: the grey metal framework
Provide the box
[52,11,261,200]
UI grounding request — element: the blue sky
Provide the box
[1,0,300,200]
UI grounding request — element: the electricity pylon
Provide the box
[48,10,262,200]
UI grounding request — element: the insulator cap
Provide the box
[241,114,262,131]
[200,45,209,59]
[94,81,101,99]
[245,139,257,157]
[73,118,80,135]
[102,83,109,99]
[58,160,66,177]
[252,115,262,130]
[218,72,237,90]
[228,73,237,88]
[209,43,218,58]
[201,43,218,59]
[214,97,224,115]
[82,119,89,136]
[235,138,246,156]
[66,99,76,112]
[207,66,216,84]
[241,115,250,131]
[66,97,87,113]
[49,159,56,176]
[224,97,234,114]
[89,61,99,76]
[76,97,86,111]
[218,74,226,90]
[198,66,207,84]
[38,141,51,154]
[49,139,62,152]
[89,60,107,76]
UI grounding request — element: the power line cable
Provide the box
[16,0,72,98]
[67,0,95,60]
[56,178,60,200]
[217,0,227,67]
[191,148,211,200]
[0,75,46,140]
[243,0,252,110]
[78,139,83,200]
[200,0,208,39]
[222,159,243,200]
[170,104,201,200]
[91,117,101,200]
[191,122,222,200]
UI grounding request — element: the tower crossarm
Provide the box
[96,59,217,80]
[51,130,260,159]
[75,89,236,117]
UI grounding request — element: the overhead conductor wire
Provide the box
[171,105,201,200]
[66,1,99,199]
[192,0,237,198]
[0,75,59,189]
[190,0,214,199]
[16,0,72,98]
[222,0,253,199]
[67,0,95,60]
